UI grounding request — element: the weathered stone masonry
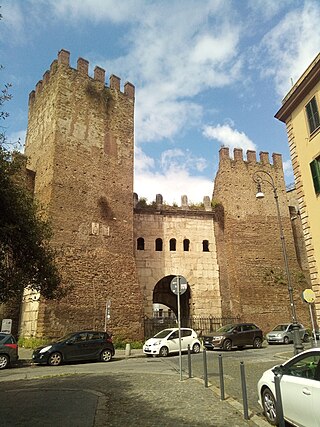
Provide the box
[21,49,144,339]
[6,49,311,340]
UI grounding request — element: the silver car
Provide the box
[266,323,309,345]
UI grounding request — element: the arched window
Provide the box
[183,239,190,252]
[155,238,163,251]
[137,237,144,250]
[169,238,176,251]
[203,240,209,252]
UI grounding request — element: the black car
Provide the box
[0,333,19,369]
[32,331,115,366]
[203,323,263,351]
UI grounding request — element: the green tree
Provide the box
[1,60,62,303]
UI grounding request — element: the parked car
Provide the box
[143,327,201,357]
[0,333,19,369]
[266,323,309,345]
[258,348,320,426]
[203,323,263,351]
[32,331,114,366]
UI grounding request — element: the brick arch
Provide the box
[153,275,190,322]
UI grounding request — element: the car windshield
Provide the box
[216,324,235,333]
[153,329,174,339]
[272,324,288,332]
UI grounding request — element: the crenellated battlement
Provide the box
[134,193,213,212]
[219,147,283,169]
[28,48,135,105]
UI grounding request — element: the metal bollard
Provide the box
[187,344,192,378]
[274,372,285,427]
[240,362,249,420]
[218,354,225,400]
[203,347,208,387]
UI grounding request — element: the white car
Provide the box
[257,348,320,426]
[143,327,201,357]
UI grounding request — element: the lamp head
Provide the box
[255,182,264,199]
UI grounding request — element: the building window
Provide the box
[169,238,176,251]
[306,96,320,134]
[310,156,320,194]
[137,237,144,250]
[155,238,163,251]
[183,239,190,251]
[203,240,209,252]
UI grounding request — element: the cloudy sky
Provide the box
[1,0,320,204]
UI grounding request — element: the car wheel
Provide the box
[192,343,201,354]
[100,349,113,362]
[223,339,232,351]
[262,387,278,426]
[159,346,169,357]
[253,337,262,348]
[0,354,9,370]
[283,336,289,344]
[48,352,62,366]
[303,334,309,343]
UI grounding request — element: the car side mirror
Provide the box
[272,365,284,376]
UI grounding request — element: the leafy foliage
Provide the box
[0,149,62,302]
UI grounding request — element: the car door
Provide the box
[65,332,89,360]
[166,330,180,353]
[280,353,320,427]
[181,329,192,351]
[86,332,104,358]
[232,325,243,346]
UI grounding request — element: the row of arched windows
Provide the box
[137,237,210,252]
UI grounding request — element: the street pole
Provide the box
[253,170,304,354]
[177,275,183,381]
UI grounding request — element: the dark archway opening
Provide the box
[152,275,190,325]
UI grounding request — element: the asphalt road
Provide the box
[0,342,309,426]
[0,353,263,427]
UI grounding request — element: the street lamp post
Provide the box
[253,170,304,355]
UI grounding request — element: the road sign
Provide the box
[170,275,188,295]
[302,289,316,303]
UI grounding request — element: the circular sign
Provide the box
[302,289,316,303]
[170,275,188,295]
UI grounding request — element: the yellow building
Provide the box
[275,53,320,325]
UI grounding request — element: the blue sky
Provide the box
[1,0,320,204]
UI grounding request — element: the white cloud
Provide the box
[203,123,257,153]
[257,1,320,96]
[283,159,294,182]
[134,168,213,205]
[134,146,212,204]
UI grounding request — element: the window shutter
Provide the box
[310,159,320,194]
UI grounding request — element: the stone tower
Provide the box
[21,49,144,339]
[214,147,310,332]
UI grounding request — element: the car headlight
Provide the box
[152,340,161,346]
[39,345,52,353]
[213,336,223,340]
[275,334,282,337]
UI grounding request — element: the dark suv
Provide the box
[203,323,263,351]
[0,333,19,369]
[32,331,115,366]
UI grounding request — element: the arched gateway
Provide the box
[153,275,190,321]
